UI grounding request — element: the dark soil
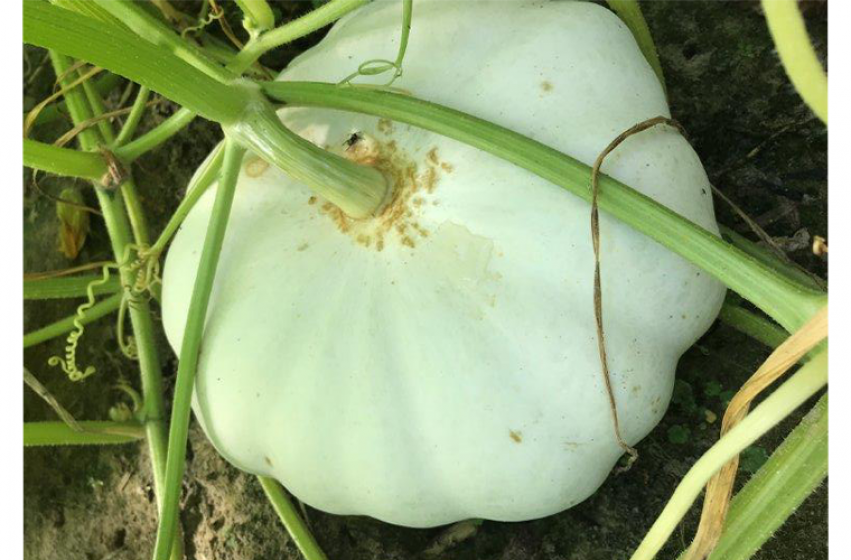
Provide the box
[23,1,828,559]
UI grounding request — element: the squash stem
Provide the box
[24,274,122,301]
[258,477,329,560]
[227,0,370,74]
[90,0,236,84]
[24,292,123,348]
[24,138,108,181]
[149,142,226,258]
[262,82,826,332]
[225,98,387,218]
[717,299,789,350]
[235,0,276,33]
[152,139,246,560]
[48,50,183,560]
[116,108,197,164]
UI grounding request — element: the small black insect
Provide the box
[344,132,363,149]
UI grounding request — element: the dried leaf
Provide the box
[56,187,90,259]
[686,305,827,560]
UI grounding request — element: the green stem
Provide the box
[199,34,272,80]
[25,421,145,447]
[718,300,789,350]
[115,85,152,146]
[396,0,412,71]
[150,142,226,257]
[761,0,827,123]
[29,73,124,128]
[28,3,385,216]
[116,108,198,163]
[225,99,387,218]
[24,138,108,181]
[152,139,246,560]
[719,224,825,292]
[703,394,827,560]
[263,82,826,332]
[26,1,247,123]
[120,176,152,246]
[80,70,116,141]
[228,0,370,74]
[606,0,667,96]
[24,292,123,348]
[91,0,236,84]
[78,71,152,244]
[236,0,276,32]
[629,350,827,560]
[24,275,121,300]
[49,51,181,560]
[258,477,329,560]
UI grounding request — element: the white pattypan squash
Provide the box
[163,0,726,528]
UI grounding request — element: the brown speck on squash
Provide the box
[297,243,309,251]
[509,430,523,443]
[541,80,554,92]
[377,118,393,134]
[310,136,454,251]
[245,157,270,178]
[308,196,317,205]
[412,223,429,238]
[264,456,273,467]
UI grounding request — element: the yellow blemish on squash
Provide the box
[245,156,270,177]
[509,430,523,443]
[377,118,394,134]
[311,133,453,252]
[412,223,429,238]
[426,147,440,165]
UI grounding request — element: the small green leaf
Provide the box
[704,380,723,397]
[672,380,698,413]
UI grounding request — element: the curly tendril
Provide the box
[339,0,412,87]
[48,265,114,381]
[180,4,224,39]
[116,243,164,360]
[46,244,164,377]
